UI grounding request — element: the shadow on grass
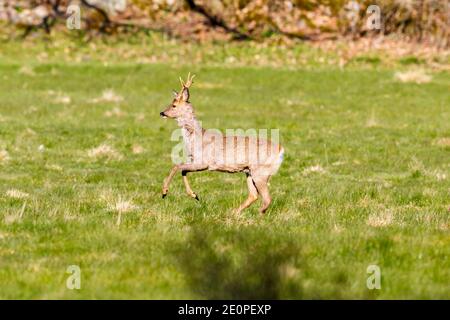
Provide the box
[171,224,304,299]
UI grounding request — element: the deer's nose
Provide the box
[160,112,166,117]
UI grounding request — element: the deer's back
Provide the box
[199,131,283,175]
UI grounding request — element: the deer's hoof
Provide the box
[162,193,167,199]
[194,194,199,201]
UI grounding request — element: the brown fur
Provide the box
[160,73,284,214]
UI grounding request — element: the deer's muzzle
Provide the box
[160,112,167,118]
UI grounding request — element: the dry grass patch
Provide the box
[132,144,145,154]
[90,89,123,103]
[53,94,71,105]
[365,110,380,128]
[18,65,35,76]
[87,144,123,161]
[433,170,447,181]
[45,164,63,171]
[0,150,10,163]
[394,70,432,84]
[433,137,450,147]
[367,210,394,228]
[108,197,138,226]
[303,165,326,176]
[5,189,29,199]
[99,190,138,225]
[408,158,447,181]
[104,107,126,118]
[108,198,137,213]
[135,113,146,121]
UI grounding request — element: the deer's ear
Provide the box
[180,87,189,102]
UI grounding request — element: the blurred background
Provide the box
[0,0,448,45]
[1,0,448,70]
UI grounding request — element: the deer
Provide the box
[159,73,284,214]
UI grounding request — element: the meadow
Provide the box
[0,37,449,299]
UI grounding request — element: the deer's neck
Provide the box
[177,114,203,147]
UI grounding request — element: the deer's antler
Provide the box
[180,72,196,89]
[185,72,196,88]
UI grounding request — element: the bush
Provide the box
[1,0,448,46]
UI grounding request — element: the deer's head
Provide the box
[160,73,196,119]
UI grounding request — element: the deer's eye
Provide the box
[172,105,176,108]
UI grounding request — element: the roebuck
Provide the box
[160,73,284,214]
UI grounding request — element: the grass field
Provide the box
[0,38,449,299]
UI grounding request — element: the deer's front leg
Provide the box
[162,165,178,198]
[182,172,199,200]
[162,164,207,198]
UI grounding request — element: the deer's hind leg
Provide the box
[252,174,272,214]
[235,173,259,214]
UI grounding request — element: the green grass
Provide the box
[0,39,449,299]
